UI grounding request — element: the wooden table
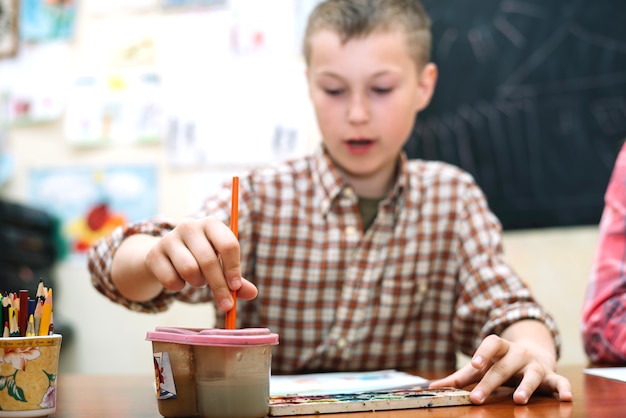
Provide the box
[53,365,625,417]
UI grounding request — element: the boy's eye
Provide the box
[324,88,344,96]
[372,87,392,94]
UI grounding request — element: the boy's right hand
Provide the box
[144,216,258,311]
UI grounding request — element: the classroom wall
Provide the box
[0,0,321,375]
[1,1,599,374]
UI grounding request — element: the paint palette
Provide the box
[268,387,472,416]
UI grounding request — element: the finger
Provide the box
[431,336,502,393]
[147,254,186,291]
[470,337,529,404]
[472,354,529,404]
[236,277,258,300]
[430,336,508,395]
[145,240,187,292]
[471,334,509,370]
[511,363,543,404]
[555,376,573,402]
[197,248,234,312]
[429,363,481,389]
[202,217,242,291]
[169,219,235,312]
[541,372,573,402]
[180,226,222,288]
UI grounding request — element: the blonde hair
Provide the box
[303,0,432,69]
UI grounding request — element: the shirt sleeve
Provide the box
[582,143,626,363]
[87,217,212,313]
[453,175,561,358]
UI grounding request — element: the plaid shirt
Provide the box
[89,146,560,373]
[582,143,626,363]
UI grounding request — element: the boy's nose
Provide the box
[347,95,369,124]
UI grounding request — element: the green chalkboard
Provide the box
[405,0,626,229]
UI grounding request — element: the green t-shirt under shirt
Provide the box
[358,196,383,231]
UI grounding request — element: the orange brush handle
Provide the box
[225,176,239,329]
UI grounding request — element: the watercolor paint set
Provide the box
[268,387,472,416]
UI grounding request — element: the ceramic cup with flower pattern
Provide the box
[0,335,62,417]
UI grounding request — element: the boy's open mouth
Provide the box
[346,139,374,147]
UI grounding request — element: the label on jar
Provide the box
[153,351,177,399]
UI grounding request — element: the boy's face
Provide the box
[306,29,437,191]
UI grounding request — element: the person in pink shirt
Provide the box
[582,142,626,363]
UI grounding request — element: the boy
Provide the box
[88,0,572,405]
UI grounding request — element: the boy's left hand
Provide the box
[429,334,573,405]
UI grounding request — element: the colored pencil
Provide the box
[48,312,54,335]
[1,295,9,331]
[19,290,28,337]
[38,289,53,336]
[35,279,47,304]
[34,299,43,336]
[2,294,11,309]
[9,309,20,337]
[225,176,239,330]
[26,314,35,337]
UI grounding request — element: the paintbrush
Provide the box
[225,176,239,329]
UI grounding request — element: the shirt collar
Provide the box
[312,146,408,217]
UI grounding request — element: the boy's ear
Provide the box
[415,63,438,112]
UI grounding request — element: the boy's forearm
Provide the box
[501,319,558,369]
[111,234,164,302]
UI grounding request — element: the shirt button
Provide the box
[343,187,355,199]
[337,338,347,349]
[345,226,357,237]
[418,282,428,294]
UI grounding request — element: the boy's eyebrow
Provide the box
[312,68,401,80]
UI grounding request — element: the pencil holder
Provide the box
[147,327,278,418]
[0,334,62,418]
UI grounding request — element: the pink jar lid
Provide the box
[146,326,279,347]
